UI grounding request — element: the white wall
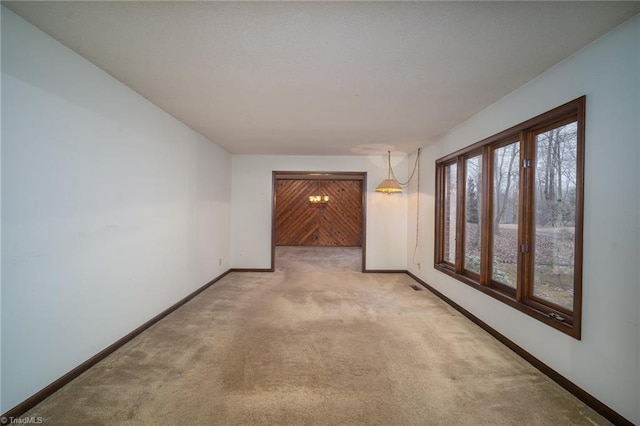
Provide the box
[407,15,640,423]
[1,8,231,413]
[231,155,409,270]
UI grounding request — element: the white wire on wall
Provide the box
[411,153,421,267]
[388,149,422,267]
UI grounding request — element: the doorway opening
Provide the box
[271,171,367,272]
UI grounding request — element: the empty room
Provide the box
[2,2,639,425]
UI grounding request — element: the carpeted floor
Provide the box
[20,246,608,425]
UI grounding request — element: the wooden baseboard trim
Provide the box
[229,268,274,272]
[405,271,633,426]
[1,270,231,420]
[4,269,631,425]
[363,269,406,273]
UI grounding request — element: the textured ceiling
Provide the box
[4,1,640,155]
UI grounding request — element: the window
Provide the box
[435,97,585,339]
[464,154,482,275]
[492,140,520,289]
[442,162,457,265]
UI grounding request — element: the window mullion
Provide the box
[480,146,492,285]
[518,132,533,302]
[455,157,465,273]
[434,163,444,265]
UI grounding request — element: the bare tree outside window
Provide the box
[492,142,520,286]
[443,163,457,264]
[533,122,578,309]
[465,155,482,273]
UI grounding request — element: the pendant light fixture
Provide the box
[376,151,403,193]
[375,149,421,194]
[375,177,403,194]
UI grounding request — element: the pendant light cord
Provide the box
[385,149,422,267]
[412,151,421,267]
[389,148,421,186]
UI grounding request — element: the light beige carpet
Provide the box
[20,246,608,425]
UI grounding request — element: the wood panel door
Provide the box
[275,179,362,246]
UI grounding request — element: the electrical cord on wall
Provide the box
[387,149,422,268]
[411,150,421,268]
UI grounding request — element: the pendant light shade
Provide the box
[376,150,403,194]
[375,178,403,193]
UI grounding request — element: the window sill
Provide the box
[434,263,580,339]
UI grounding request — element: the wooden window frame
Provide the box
[434,96,585,339]
[461,150,483,281]
[435,160,459,270]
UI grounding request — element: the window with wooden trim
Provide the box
[435,97,585,339]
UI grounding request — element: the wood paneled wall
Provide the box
[275,179,363,246]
